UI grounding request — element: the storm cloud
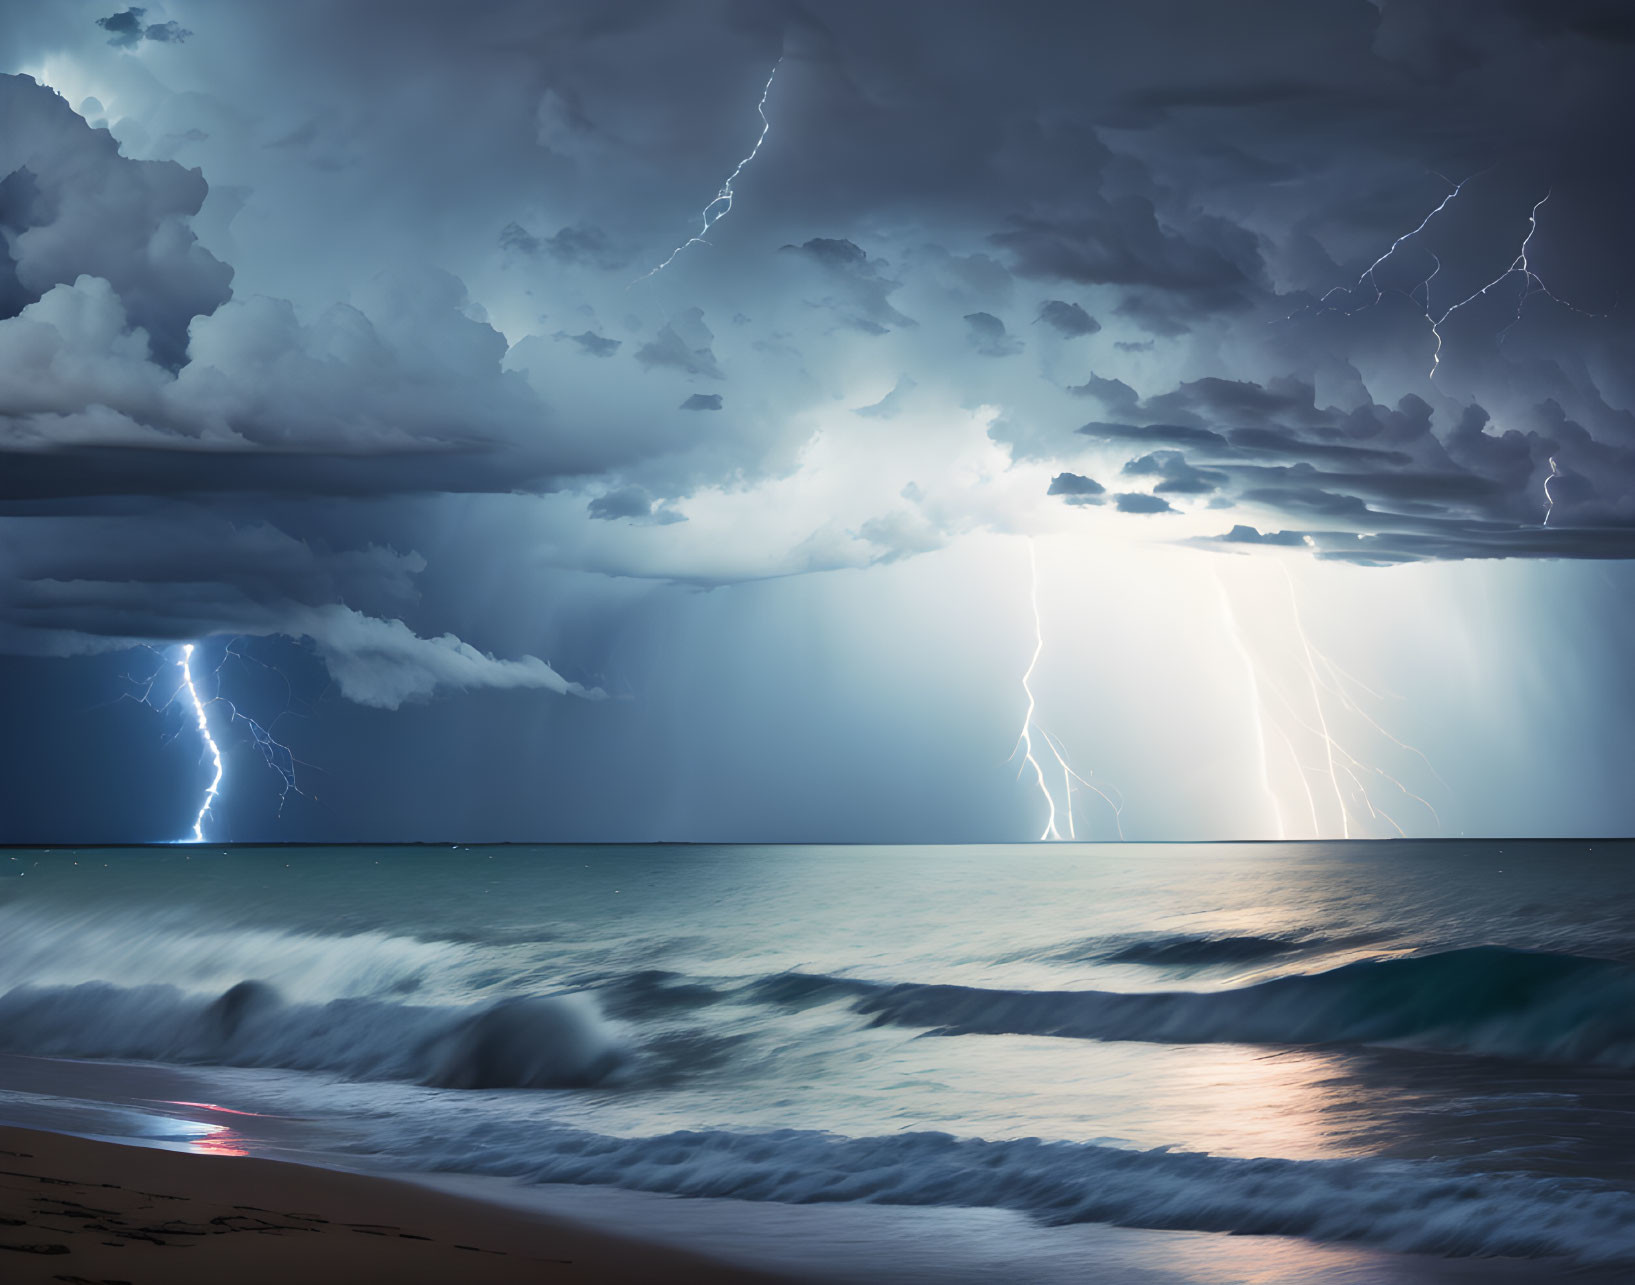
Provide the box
[2,0,1633,838]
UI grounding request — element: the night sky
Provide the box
[3,1,1634,843]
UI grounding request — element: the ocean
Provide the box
[1,841,1633,1281]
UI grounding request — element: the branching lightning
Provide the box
[120,639,314,842]
[1214,574,1286,840]
[1011,541,1124,841]
[1299,176,1603,379]
[1306,173,1476,322]
[1217,567,1444,840]
[177,644,223,842]
[634,61,779,283]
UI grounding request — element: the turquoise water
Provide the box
[2,841,1633,1278]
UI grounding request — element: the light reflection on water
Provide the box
[0,841,1632,1277]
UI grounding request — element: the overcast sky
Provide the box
[3,1,1633,843]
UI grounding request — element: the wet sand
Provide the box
[0,1125,786,1284]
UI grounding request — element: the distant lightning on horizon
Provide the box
[634,61,780,283]
[122,640,310,842]
[1012,540,1124,842]
[177,644,223,842]
[1217,567,1444,840]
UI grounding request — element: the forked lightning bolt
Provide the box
[635,62,779,282]
[1301,177,1602,378]
[1425,192,1603,377]
[120,640,310,842]
[1214,574,1286,840]
[1216,568,1443,839]
[177,644,223,842]
[1306,173,1477,321]
[1012,541,1124,841]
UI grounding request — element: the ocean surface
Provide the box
[2,841,1634,1281]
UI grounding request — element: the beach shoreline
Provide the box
[0,1124,788,1284]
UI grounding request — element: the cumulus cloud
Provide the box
[1047,472,1105,506]
[1,75,231,365]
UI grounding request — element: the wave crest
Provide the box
[0,980,626,1089]
[390,1122,1635,1263]
[763,947,1635,1067]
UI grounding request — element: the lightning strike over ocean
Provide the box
[1011,541,1123,841]
[120,640,310,841]
[635,61,780,283]
[8,8,1635,1278]
[1217,569,1444,839]
[177,643,223,843]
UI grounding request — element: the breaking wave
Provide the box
[757,947,1635,1067]
[0,980,626,1089]
[394,1121,1635,1263]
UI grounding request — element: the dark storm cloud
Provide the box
[1,76,231,366]
[96,8,190,48]
[991,198,1260,322]
[1082,367,1635,558]
[0,265,629,502]
[0,509,599,706]
[1036,300,1100,337]
[1213,524,1310,548]
[680,393,722,411]
[1079,421,1232,453]
[1122,451,1227,495]
[4,0,1635,705]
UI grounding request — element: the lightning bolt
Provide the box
[1298,178,1604,379]
[1214,573,1286,840]
[1305,173,1476,321]
[1544,456,1563,526]
[1284,569,1352,838]
[1011,540,1124,841]
[1425,192,1605,376]
[1216,569,1443,839]
[120,639,313,841]
[634,61,779,283]
[177,644,223,843]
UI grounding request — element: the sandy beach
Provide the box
[0,1125,786,1284]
